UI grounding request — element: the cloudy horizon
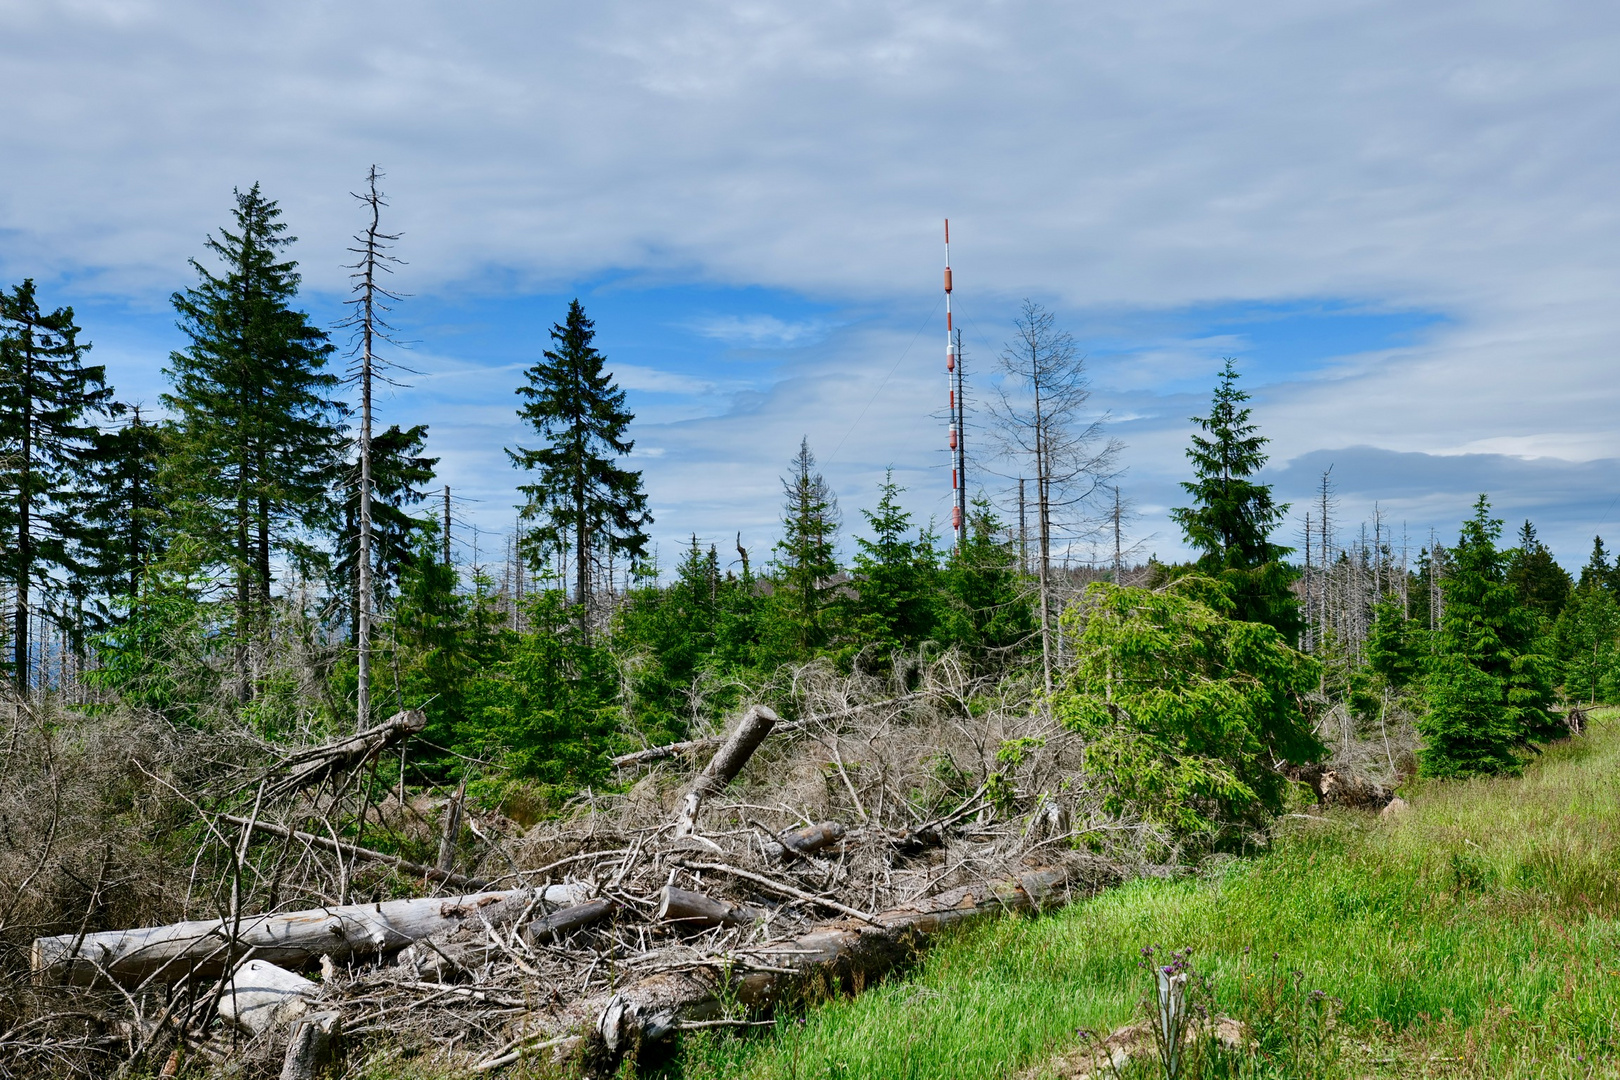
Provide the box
[4,0,1618,575]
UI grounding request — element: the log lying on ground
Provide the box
[267,709,426,798]
[523,897,616,946]
[763,821,845,862]
[674,704,778,837]
[221,814,489,890]
[394,886,599,979]
[655,887,760,929]
[593,864,1070,1054]
[33,888,547,986]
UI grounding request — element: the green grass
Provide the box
[658,711,1620,1079]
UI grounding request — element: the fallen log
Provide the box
[221,814,489,890]
[523,897,616,946]
[763,821,845,862]
[675,704,778,837]
[655,887,759,929]
[266,709,426,799]
[593,865,1071,1053]
[676,860,879,924]
[32,887,542,986]
[394,885,599,979]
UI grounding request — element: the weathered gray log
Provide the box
[674,704,778,837]
[218,959,314,1034]
[655,887,759,928]
[221,814,489,890]
[32,888,536,985]
[593,865,1071,1053]
[763,821,845,862]
[523,897,615,946]
[392,884,599,979]
[267,709,426,798]
[280,1010,341,1080]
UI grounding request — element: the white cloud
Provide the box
[5,0,1620,563]
[684,314,830,348]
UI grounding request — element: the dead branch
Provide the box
[265,709,426,799]
[221,814,490,891]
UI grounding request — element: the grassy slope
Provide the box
[660,711,1620,1079]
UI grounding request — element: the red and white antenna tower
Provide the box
[945,220,967,547]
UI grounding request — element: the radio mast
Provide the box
[945,220,967,550]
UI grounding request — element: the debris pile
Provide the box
[6,660,1135,1077]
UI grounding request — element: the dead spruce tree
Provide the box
[990,300,1120,694]
[340,165,405,731]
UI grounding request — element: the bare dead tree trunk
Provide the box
[33,888,537,985]
[342,165,403,730]
[674,705,778,837]
[990,302,1120,698]
[354,180,377,731]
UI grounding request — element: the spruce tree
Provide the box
[1578,537,1617,595]
[1418,496,1558,777]
[849,471,937,656]
[333,423,438,643]
[81,405,169,612]
[771,438,840,655]
[1168,359,1299,639]
[1551,587,1620,704]
[1506,520,1572,621]
[509,300,651,638]
[617,536,723,740]
[936,497,1035,670]
[0,279,113,690]
[162,184,344,699]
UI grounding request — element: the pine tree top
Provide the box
[1169,359,1291,570]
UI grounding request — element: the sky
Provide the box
[3,0,1619,576]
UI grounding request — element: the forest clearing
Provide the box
[2,183,1616,1077]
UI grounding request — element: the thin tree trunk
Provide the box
[236,490,251,703]
[257,490,271,688]
[13,331,33,693]
[356,207,377,732]
[575,487,589,640]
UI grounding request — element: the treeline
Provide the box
[2,177,1612,819]
[1297,483,1615,777]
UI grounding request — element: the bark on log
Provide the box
[522,897,615,946]
[674,705,778,837]
[655,887,759,929]
[593,865,1071,1053]
[763,821,845,862]
[267,709,426,798]
[393,885,599,979]
[32,888,539,985]
[221,814,489,891]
